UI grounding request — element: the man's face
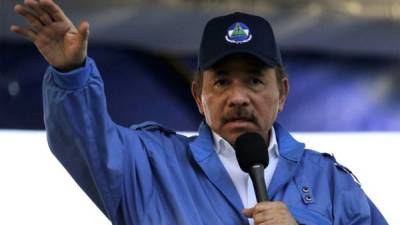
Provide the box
[192,56,289,146]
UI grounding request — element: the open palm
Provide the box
[11,0,89,71]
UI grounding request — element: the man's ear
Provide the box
[191,81,204,115]
[278,77,289,112]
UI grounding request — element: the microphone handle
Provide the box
[249,164,269,202]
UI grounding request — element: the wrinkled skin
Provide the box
[192,55,289,147]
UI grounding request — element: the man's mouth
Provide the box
[224,118,257,128]
[228,118,253,123]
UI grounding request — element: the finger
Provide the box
[254,212,273,224]
[14,4,44,32]
[242,207,255,218]
[78,21,90,39]
[38,0,68,22]
[25,0,53,25]
[253,201,281,214]
[10,25,37,41]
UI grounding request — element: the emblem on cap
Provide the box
[225,22,252,44]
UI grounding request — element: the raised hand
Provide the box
[10,0,89,71]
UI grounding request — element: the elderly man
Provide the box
[12,0,387,224]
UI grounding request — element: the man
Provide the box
[11,0,388,224]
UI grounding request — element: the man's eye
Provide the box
[214,79,229,87]
[249,78,264,85]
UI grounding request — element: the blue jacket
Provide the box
[43,57,388,225]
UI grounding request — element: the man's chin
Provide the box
[224,120,257,131]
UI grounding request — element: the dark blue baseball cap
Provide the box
[198,12,282,71]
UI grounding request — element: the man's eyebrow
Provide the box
[214,72,230,77]
[209,68,230,77]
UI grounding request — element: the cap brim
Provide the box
[200,49,278,71]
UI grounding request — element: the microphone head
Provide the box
[234,132,269,173]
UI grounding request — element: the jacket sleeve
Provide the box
[331,163,389,225]
[367,197,388,225]
[42,57,128,222]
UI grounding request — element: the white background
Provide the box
[0,130,398,225]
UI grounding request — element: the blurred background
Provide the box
[1,0,400,131]
[1,1,400,224]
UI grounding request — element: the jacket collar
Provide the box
[268,123,305,198]
[189,121,305,203]
[189,121,246,223]
[274,122,305,162]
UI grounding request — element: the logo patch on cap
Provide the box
[225,22,252,44]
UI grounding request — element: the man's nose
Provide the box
[227,83,250,107]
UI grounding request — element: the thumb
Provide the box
[78,21,90,40]
[242,207,254,218]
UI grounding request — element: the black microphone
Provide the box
[234,132,269,202]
